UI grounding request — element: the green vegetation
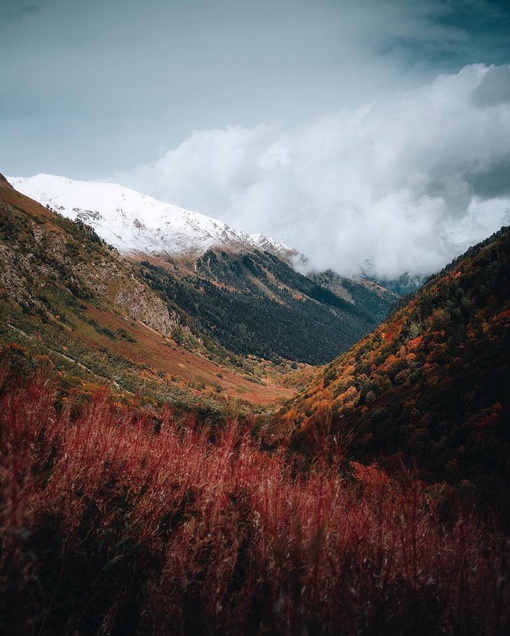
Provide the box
[311,269,398,322]
[140,249,393,365]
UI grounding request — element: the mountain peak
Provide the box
[9,174,297,261]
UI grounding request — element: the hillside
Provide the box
[1,174,509,634]
[0,174,293,411]
[310,269,398,325]
[9,173,397,365]
[280,227,510,505]
[138,250,397,364]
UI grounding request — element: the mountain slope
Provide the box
[0,175,178,334]
[9,173,398,364]
[280,227,510,493]
[138,249,397,364]
[0,174,293,408]
[310,269,398,325]
[9,174,297,260]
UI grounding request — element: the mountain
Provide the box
[9,173,398,364]
[9,174,297,260]
[138,249,398,364]
[0,175,178,332]
[0,173,294,411]
[309,269,398,325]
[280,227,510,507]
[369,272,427,297]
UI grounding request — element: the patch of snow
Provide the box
[9,174,297,260]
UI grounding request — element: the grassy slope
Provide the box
[1,376,508,635]
[0,175,293,410]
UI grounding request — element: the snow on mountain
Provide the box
[9,174,297,260]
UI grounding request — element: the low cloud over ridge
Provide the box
[117,64,510,279]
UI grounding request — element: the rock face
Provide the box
[112,284,178,336]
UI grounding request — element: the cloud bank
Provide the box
[116,64,510,279]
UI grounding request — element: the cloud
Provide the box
[114,63,510,279]
[472,65,510,107]
[2,0,509,179]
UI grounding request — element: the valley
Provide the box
[0,174,396,413]
[3,3,510,633]
[0,173,509,635]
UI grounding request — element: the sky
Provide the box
[1,0,510,278]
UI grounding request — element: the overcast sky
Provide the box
[2,0,510,278]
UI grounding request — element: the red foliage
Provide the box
[0,378,509,635]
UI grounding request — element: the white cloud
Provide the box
[116,64,510,279]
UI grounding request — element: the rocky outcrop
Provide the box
[0,194,180,338]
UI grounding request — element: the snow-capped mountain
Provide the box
[9,174,297,260]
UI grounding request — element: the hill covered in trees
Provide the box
[139,249,396,365]
[280,227,510,519]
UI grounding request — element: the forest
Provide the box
[139,249,391,364]
[281,227,510,527]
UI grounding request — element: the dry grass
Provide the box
[1,372,508,635]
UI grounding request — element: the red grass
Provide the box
[0,376,508,635]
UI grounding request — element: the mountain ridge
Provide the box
[0,173,296,409]
[9,174,299,261]
[8,173,398,364]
